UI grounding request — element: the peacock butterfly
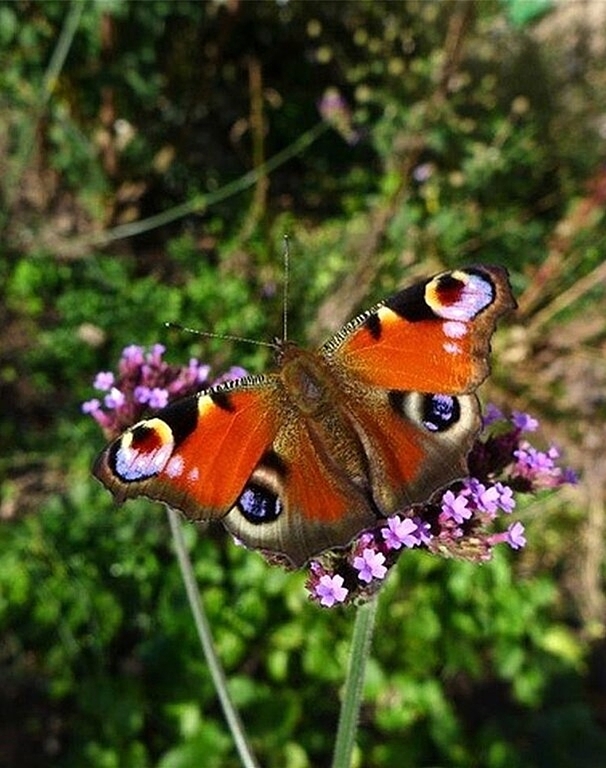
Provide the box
[94,266,515,567]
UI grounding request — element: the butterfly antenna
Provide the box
[164,322,275,349]
[282,234,290,342]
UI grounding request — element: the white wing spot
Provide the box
[188,467,200,483]
[443,341,462,355]
[443,320,467,338]
[166,455,185,478]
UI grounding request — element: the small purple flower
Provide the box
[314,574,349,607]
[353,548,387,583]
[82,398,101,414]
[134,386,151,404]
[121,345,145,365]
[317,87,361,145]
[512,411,539,432]
[198,366,211,382]
[82,397,113,431]
[104,387,126,409]
[463,477,484,496]
[318,88,349,119]
[147,344,166,364]
[482,403,504,427]
[382,515,419,550]
[562,467,579,485]
[514,443,552,473]
[506,521,527,550]
[212,366,248,387]
[148,387,169,409]
[412,517,433,545]
[441,489,472,524]
[93,371,115,391]
[412,162,434,183]
[494,482,516,513]
[512,441,571,488]
[189,359,211,383]
[477,483,501,515]
[460,478,516,517]
[356,531,375,549]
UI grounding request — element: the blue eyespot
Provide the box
[238,484,282,524]
[422,394,460,432]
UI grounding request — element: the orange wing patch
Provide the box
[336,310,476,393]
[170,391,279,510]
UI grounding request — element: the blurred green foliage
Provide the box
[1,1,605,767]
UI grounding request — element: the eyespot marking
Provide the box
[237,483,283,524]
[421,394,461,432]
[426,271,495,321]
[111,419,175,481]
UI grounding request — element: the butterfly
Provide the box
[94,266,515,567]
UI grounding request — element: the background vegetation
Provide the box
[1,1,605,766]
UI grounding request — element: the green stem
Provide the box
[332,598,379,768]
[40,0,85,110]
[89,120,330,246]
[166,507,260,768]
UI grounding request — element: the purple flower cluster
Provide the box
[83,343,244,439]
[306,407,577,608]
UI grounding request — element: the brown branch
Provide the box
[238,56,269,242]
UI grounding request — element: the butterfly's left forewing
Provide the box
[93,378,284,520]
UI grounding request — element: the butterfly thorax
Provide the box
[278,344,336,418]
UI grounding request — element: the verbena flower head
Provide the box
[84,354,576,609]
[83,343,242,439]
[312,567,349,608]
[306,407,577,607]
